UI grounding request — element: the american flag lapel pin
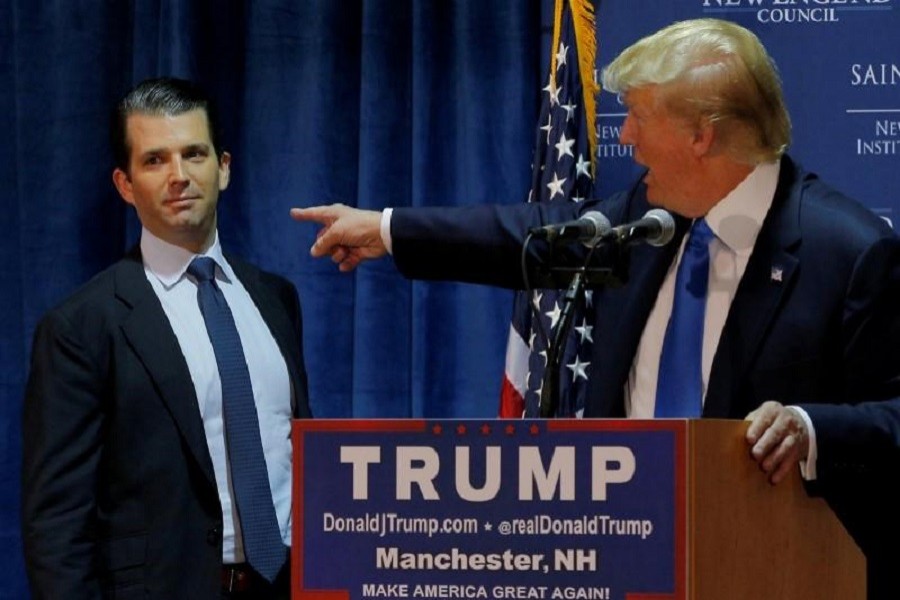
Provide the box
[770,266,784,283]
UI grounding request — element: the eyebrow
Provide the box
[182,143,211,154]
[138,143,212,158]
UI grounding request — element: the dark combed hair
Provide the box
[111,77,224,171]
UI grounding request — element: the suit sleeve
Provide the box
[840,236,900,398]
[802,235,900,468]
[390,201,619,289]
[21,310,105,600]
[389,181,648,289]
[804,401,900,468]
[794,235,900,556]
[800,398,900,574]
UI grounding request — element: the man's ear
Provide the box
[217,152,231,191]
[691,119,716,157]
[112,168,135,206]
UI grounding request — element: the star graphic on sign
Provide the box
[556,42,568,68]
[575,319,593,343]
[484,522,493,532]
[456,424,467,435]
[505,424,516,435]
[547,173,566,199]
[529,424,541,436]
[561,101,576,122]
[567,356,590,382]
[540,113,553,144]
[575,154,591,179]
[480,423,491,435]
[545,302,562,329]
[432,424,443,435]
[555,133,575,160]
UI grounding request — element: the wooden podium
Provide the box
[291,418,865,600]
[686,419,864,599]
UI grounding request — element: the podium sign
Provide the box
[292,419,687,600]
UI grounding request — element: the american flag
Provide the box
[499,0,598,418]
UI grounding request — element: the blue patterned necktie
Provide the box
[655,219,715,418]
[188,257,285,581]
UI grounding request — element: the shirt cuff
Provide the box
[381,208,394,256]
[791,405,818,481]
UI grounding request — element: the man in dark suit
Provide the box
[291,19,900,599]
[22,78,311,599]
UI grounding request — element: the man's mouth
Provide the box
[165,195,199,205]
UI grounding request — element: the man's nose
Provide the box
[168,157,189,183]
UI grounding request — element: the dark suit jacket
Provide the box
[22,247,311,600]
[802,400,900,600]
[390,155,900,598]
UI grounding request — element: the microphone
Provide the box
[529,211,612,247]
[602,209,676,247]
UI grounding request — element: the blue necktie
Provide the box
[655,219,715,418]
[188,257,285,581]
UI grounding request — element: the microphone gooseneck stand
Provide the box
[525,207,674,418]
[538,270,584,418]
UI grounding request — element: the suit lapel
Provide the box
[587,188,692,417]
[593,228,689,414]
[228,256,308,419]
[703,159,803,417]
[114,250,217,485]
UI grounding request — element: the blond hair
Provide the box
[602,18,791,164]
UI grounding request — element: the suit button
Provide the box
[207,526,221,545]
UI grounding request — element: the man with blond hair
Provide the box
[292,19,900,598]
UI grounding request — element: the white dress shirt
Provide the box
[140,228,293,562]
[626,162,779,418]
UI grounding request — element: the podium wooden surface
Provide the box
[688,419,864,600]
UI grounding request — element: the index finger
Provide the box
[290,205,342,225]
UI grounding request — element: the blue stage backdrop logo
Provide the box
[845,61,900,169]
[701,0,893,24]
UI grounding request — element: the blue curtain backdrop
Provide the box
[0,1,546,595]
[3,1,900,597]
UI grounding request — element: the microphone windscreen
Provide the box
[645,209,675,247]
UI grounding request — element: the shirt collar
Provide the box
[140,228,234,289]
[704,161,780,257]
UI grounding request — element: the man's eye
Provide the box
[144,156,161,166]
[186,150,207,161]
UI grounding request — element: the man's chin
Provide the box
[643,189,680,216]
[644,186,662,206]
